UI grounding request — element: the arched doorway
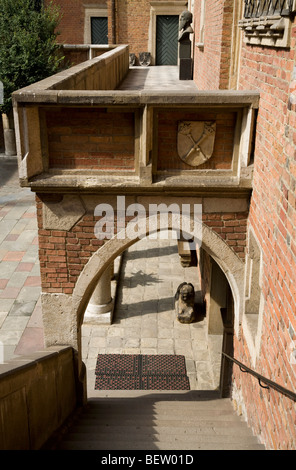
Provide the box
[73,219,243,398]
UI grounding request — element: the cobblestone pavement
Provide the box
[0,154,222,393]
[82,237,223,395]
[0,155,43,361]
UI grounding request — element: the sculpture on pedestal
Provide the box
[178,10,193,80]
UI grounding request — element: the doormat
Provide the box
[94,354,190,390]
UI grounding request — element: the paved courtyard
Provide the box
[82,237,223,396]
[0,154,223,394]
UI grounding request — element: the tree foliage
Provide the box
[0,0,63,114]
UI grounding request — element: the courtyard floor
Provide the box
[0,154,222,395]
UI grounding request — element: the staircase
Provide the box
[51,391,265,450]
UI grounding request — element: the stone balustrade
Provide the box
[0,346,82,449]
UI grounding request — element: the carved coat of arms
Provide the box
[177,121,216,167]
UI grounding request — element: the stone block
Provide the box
[179,58,193,80]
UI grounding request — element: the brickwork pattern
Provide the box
[46,108,135,170]
[156,109,236,171]
[192,0,296,450]
[36,195,247,295]
[44,0,85,44]
[109,0,151,57]
[193,0,232,90]
[236,22,296,451]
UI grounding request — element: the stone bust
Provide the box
[178,10,193,42]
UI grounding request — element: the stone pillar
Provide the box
[84,264,114,325]
[177,236,197,267]
[179,39,193,80]
[2,113,16,156]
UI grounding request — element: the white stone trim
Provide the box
[148,1,187,65]
[83,4,108,46]
[242,226,264,367]
[239,14,293,48]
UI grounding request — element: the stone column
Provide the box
[2,113,16,156]
[84,264,114,325]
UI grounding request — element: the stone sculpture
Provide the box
[178,10,194,80]
[175,282,195,324]
[139,52,151,66]
[129,53,136,66]
[178,10,194,43]
[177,121,216,166]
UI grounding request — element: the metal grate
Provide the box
[243,0,294,18]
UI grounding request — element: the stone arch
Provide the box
[72,217,244,335]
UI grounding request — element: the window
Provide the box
[239,0,296,47]
[244,0,294,18]
[91,17,108,45]
[84,6,108,44]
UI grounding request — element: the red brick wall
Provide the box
[156,109,236,171]
[44,0,84,44]
[44,0,107,44]
[193,0,233,89]
[235,21,296,449]
[45,108,135,170]
[192,0,296,450]
[37,195,247,294]
[108,0,151,56]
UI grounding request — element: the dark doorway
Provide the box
[156,15,179,65]
[91,17,108,45]
[219,285,234,398]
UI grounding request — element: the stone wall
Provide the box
[0,346,80,450]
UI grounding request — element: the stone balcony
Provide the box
[12,45,259,197]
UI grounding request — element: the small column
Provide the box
[177,236,197,267]
[2,113,16,156]
[84,264,114,325]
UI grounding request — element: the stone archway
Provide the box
[73,218,244,339]
[41,215,244,399]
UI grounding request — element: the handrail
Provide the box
[222,352,296,402]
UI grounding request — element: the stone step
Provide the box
[53,395,265,451]
[65,423,256,436]
[57,440,265,451]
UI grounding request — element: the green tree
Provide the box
[0,0,63,115]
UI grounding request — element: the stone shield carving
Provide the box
[177,121,216,167]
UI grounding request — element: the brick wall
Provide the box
[235,21,296,449]
[37,194,248,294]
[156,109,236,171]
[192,0,296,449]
[44,0,107,44]
[108,0,151,56]
[193,0,233,89]
[45,108,135,170]
[44,0,84,44]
